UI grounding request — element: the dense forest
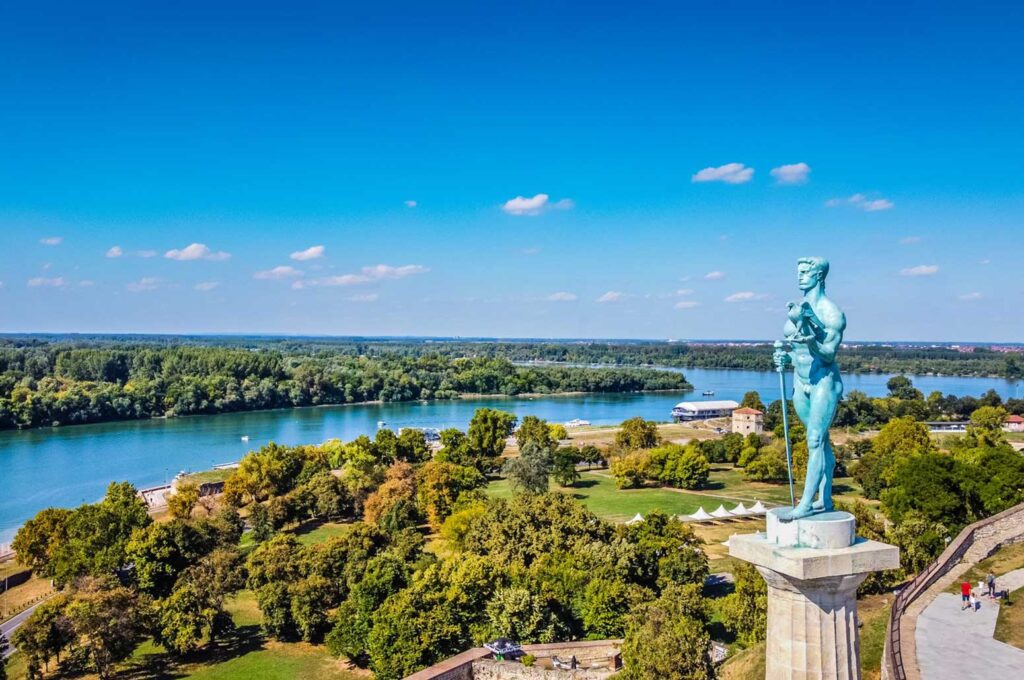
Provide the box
[5,335,1020,378]
[0,342,689,430]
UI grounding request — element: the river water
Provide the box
[0,367,1020,542]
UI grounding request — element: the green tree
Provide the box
[504,441,553,494]
[168,482,200,520]
[65,581,151,679]
[12,507,70,576]
[464,408,517,471]
[0,632,7,680]
[551,447,582,487]
[882,451,968,528]
[291,575,334,642]
[740,390,766,411]
[548,423,569,441]
[579,578,652,638]
[127,519,219,598]
[720,561,767,647]
[396,428,431,463]
[416,460,486,530]
[256,582,296,640]
[615,417,660,451]
[516,415,555,449]
[610,451,652,489]
[621,584,713,680]
[485,586,554,643]
[11,595,74,673]
[887,375,924,400]
[968,405,1008,448]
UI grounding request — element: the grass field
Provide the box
[181,468,235,486]
[994,585,1024,650]
[290,521,353,546]
[487,471,747,522]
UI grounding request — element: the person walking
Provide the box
[987,572,996,599]
[961,581,972,610]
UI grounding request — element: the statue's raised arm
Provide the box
[776,257,845,521]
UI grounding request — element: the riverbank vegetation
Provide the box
[0,343,689,430]
[5,400,1023,680]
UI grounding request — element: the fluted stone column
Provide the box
[730,510,899,680]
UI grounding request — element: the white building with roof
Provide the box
[671,399,740,422]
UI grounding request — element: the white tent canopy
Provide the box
[710,504,734,519]
[749,501,768,515]
[730,503,750,516]
[687,507,714,522]
[626,513,644,524]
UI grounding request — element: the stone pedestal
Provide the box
[730,509,899,680]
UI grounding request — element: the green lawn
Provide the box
[181,468,234,486]
[487,471,753,522]
[290,521,353,546]
[994,585,1024,651]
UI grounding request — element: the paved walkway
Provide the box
[1,600,44,658]
[915,568,1024,680]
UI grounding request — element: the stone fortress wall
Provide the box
[883,500,1024,680]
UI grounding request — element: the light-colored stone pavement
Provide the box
[915,568,1024,680]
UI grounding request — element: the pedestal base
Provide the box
[730,523,899,680]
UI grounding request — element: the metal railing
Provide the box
[883,501,1024,680]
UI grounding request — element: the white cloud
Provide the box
[195,281,221,291]
[404,200,417,208]
[347,293,379,302]
[106,246,124,258]
[958,292,982,301]
[676,288,695,296]
[27,276,65,287]
[137,249,158,258]
[725,291,769,303]
[547,292,578,302]
[78,280,95,287]
[979,259,991,265]
[770,162,811,185]
[361,264,429,279]
[255,265,304,280]
[40,236,63,246]
[826,194,894,211]
[900,264,939,277]
[127,277,161,292]
[295,264,429,289]
[164,243,231,261]
[521,247,541,255]
[290,245,325,261]
[704,271,726,281]
[899,236,922,245]
[501,193,574,216]
[674,300,700,309]
[691,163,754,184]
[596,291,625,303]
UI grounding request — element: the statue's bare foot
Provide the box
[812,499,825,511]
[776,504,815,523]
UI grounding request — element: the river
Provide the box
[0,367,1020,542]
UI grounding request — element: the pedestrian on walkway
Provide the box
[961,581,972,610]
[987,572,996,599]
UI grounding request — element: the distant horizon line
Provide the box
[0,331,1021,348]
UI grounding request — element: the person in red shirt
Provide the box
[961,582,972,610]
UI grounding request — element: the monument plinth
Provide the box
[731,510,899,679]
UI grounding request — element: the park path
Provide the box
[2,599,44,658]
[915,568,1024,680]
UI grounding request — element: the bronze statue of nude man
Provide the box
[773,257,846,521]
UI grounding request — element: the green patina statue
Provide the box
[773,257,846,521]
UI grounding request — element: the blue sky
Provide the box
[1,1,1022,341]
